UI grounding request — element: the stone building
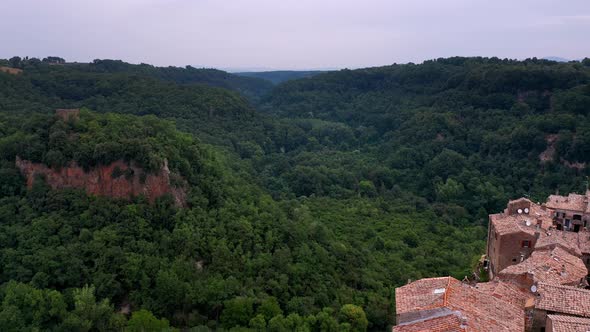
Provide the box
[546,191,590,232]
[393,191,590,332]
[533,283,590,331]
[394,277,524,331]
[546,315,590,332]
[486,198,553,279]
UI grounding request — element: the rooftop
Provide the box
[536,283,590,318]
[395,277,523,331]
[392,312,465,332]
[489,200,553,236]
[546,191,590,213]
[498,247,587,286]
[535,230,583,256]
[547,314,590,332]
[395,277,450,314]
[474,280,533,309]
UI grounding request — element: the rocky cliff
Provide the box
[16,157,186,206]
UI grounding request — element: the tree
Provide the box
[0,281,67,330]
[435,178,465,202]
[249,314,266,330]
[315,308,339,332]
[256,297,282,320]
[221,297,254,328]
[339,304,368,332]
[358,180,376,197]
[61,285,124,331]
[126,309,171,332]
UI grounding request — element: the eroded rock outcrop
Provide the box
[16,157,186,206]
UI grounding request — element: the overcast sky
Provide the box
[1,0,589,70]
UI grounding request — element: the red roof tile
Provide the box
[490,203,553,236]
[536,283,590,317]
[393,312,465,332]
[535,230,582,257]
[498,247,587,286]
[546,192,590,212]
[474,280,533,309]
[577,232,590,254]
[547,314,590,332]
[395,277,524,331]
[395,277,451,314]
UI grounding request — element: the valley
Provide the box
[0,56,589,330]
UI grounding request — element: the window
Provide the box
[512,258,517,262]
[574,214,582,221]
[565,219,571,228]
[522,240,531,248]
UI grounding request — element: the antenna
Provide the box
[525,220,532,227]
[517,209,523,214]
[524,208,530,214]
[530,285,537,293]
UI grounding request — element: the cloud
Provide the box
[0,0,588,69]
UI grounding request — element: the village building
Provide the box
[486,197,553,279]
[533,283,590,330]
[545,314,590,332]
[394,277,524,331]
[546,191,590,232]
[497,246,587,289]
[393,191,590,331]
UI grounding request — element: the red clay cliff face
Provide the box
[16,157,186,206]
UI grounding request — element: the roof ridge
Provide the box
[443,276,452,306]
[538,281,587,290]
[395,310,463,327]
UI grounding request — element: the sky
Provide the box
[1,0,589,71]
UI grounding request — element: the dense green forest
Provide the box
[234,71,325,85]
[0,56,589,331]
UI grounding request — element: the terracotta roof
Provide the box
[578,232,590,254]
[393,312,465,332]
[474,280,534,309]
[498,247,587,286]
[395,277,450,314]
[547,314,590,332]
[395,277,524,331]
[546,192,589,212]
[535,230,583,257]
[536,283,590,317]
[490,203,553,236]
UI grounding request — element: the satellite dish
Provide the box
[531,285,537,293]
[524,208,530,214]
[518,209,523,214]
[526,220,532,227]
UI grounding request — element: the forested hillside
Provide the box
[0,56,589,331]
[259,57,590,209]
[235,71,325,85]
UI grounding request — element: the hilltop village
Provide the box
[393,191,590,332]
